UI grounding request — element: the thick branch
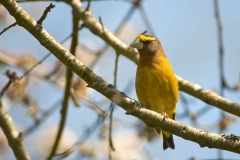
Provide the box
[177,76,240,117]
[2,0,240,153]
[132,108,240,153]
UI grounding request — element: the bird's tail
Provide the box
[162,132,175,150]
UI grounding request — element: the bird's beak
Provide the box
[129,38,143,49]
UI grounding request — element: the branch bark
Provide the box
[177,76,240,117]
[0,100,31,160]
[1,0,240,154]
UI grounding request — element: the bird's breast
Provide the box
[135,58,178,113]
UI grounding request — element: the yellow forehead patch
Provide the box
[137,35,156,42]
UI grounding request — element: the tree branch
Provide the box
[0,21,17,35]
[177,76,240,117]
[2,0,240,154]
[108,53,119,158]
[0,100,31,160]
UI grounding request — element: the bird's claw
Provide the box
[137,101,145,109]
[162,111,169,120]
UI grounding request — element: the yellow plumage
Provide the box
[130,34,178,150]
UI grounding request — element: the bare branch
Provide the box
[138,2,155,35]
[0,21,17,35]
[0,100,31,159]
[214,1,225,157]
[108,53,119,158]
[177,76,240,117]
[99,16,105,32]
[37,3,55,25]
[85,0,91,11]
[0,69,18,98]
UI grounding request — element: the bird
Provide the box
[129,34,178,150]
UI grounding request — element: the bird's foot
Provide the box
[162,111,169,120]
[137,101,145,108]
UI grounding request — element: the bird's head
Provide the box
[129,34,162,56]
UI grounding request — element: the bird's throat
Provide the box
[138,50,165,68]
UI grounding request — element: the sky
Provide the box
[0,0,240,159]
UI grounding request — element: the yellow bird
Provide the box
[130,34,178,150]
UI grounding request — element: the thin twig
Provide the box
[214,0,224,158]
[0,69,18,98]
[18,53,51,81]
[0,22,17,35]
[196,105,213,119]
[0,79,12,98]
[99,16,105,32]
[37,3,55,25]
[85,0,91,11]
[214,0,224,96]
[115,0,140,34]
[138,3,155,35]
[108,53,119,159]
[82,97,107,116]
[70,88,81,107]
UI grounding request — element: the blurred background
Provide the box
[0,0,240,159]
